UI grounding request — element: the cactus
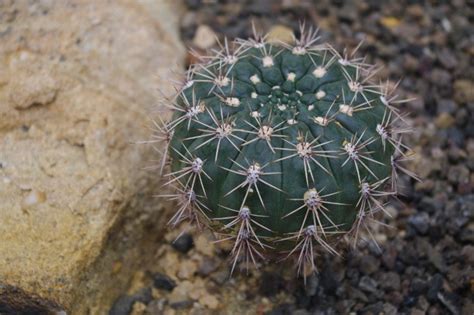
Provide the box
[156,24,417,277]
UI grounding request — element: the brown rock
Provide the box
[0,0,184,314]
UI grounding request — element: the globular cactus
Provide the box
[156,24,417,278]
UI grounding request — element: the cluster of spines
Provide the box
[150,23,419,279]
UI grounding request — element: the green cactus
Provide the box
[157,25,416,277]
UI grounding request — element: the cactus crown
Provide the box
[157,24,417,277]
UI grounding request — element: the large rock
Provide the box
[0,0,184,313]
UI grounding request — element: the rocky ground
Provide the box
[109,1,473,314]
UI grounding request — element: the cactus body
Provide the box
[160,26,415,276]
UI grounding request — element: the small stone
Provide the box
[382,303,398,315]
[199,293,219,310]
[437,99,457,114]
[408,212,430,235]
[197,256,219,276]
[454,80,474,103]
[380,16,401,28]
[153,273,176,291]
[410,278,428,296]
[266,25,294,45]
[109,295,135,315]
[194,234,214,256]
[435,112,455,129]
[427,274,444,302]
[145,299,166,314]
[358,276,378,294]
[359,254,380,275]
[427,246,447,272]
[210,269,229,285]
[193,25,217,50]
[177,259,198,279]
[130,301,146,315]
[168,281,193,307]
[172,233,194,254]
[437,48,458,69]
[379,272,401,291]
[461,245,474,264]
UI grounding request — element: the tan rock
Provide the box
[130,301,147,315]
[435,112,455,129]
[0,0,184,314]
[193,25,217,50]
[199,293,220,310]
[454,79,474,104]
[266,25,295,45]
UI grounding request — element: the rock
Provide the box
[109,289,152,315]
[198,293,219,310]
[382,303,398,315]
[378,272,401,291]
[435,112,455,129]
[193,25,217,50]
[358,276,378,294]
[358,254,380,275]
[145,299,166,314]
[197,257,219,276]
[266,25,295,45]
[172,233,194,254]
[427,246,447,272]
[130,302,147,315]
[408,212,431,235]
[177,259,198,280]
[153,273,176,292]
[380,16,401,29]
[194,233,215,256]
[168,281,194,308]
[461,245,474,264]
[427,274,444,302]
[0,1,184,314]
[109,295,136,315]
[454,80,474,104]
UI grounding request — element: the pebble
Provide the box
[194,234,214,256]
[168,281,193,307]
[266,25,294,44]
[172,233,194,254]
[358,254,380,275]
[453,80,474,103]
[358,276,378,294]
[177,259,198,279]
[198,293,219,310]
[130,301,146,315]
[192,25,217,50]
[153,273,176,291]
[378,272,401,291]
[435,112,455,129]
[408,212,430,235]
